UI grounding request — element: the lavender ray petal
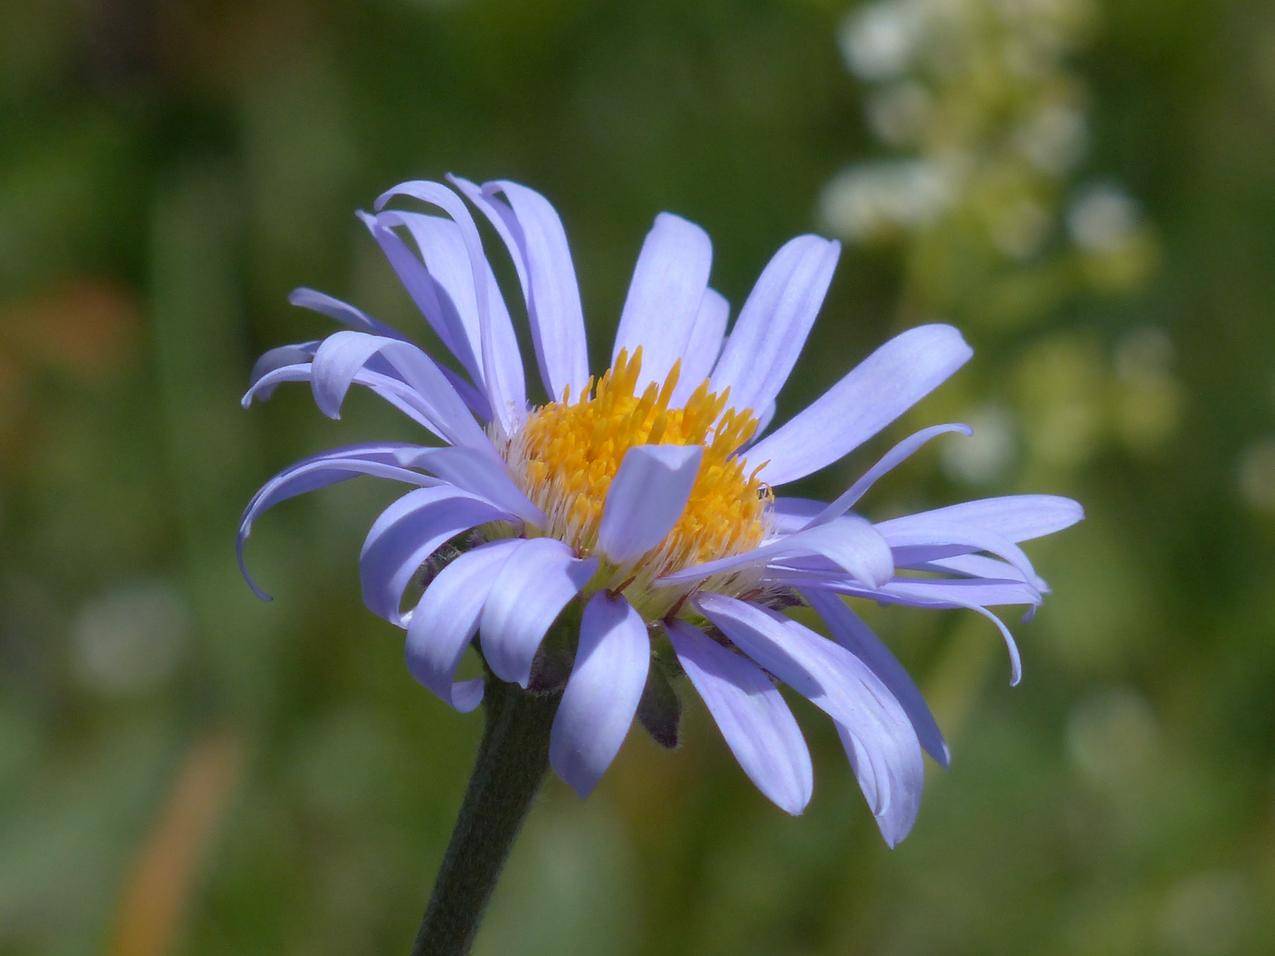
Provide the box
[360,486,515,625]
[309,331,492,452]
[596,445,702,564]
[405,539,523,712]
[745,325,972,486]
[611,213,713,389]
[695,594,925,843]
[803,423,973,528]
[794,580,1024,686]
[665,619,813,815]
[710,235,841,415]
[874,515,1041,596]
[656,515,892,590]
[374,209,527,429]
[549,592,650,796]
[237,444,442,600]
[802,588,948,767]
[288,287,410,340]
[478,538,598,688]
[889,494,1085,543]
[452,177,589,401]
[373,179,527,435]
[244,361,448,436]
[671,289,728,406]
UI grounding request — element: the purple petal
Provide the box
[410,446,545,526]
[309,331,492,452]
[770,497,826,534]
[453,177,589,401]
[746,325,973,486]
[372,180,527,434]
[695,594,924,844]
[874,515,1041,595]
[656,515,892,589]
[800,580,1024,686]
[710,235,841,416]
[611,213,713,389]
[405,539,522,712]
[247,343,320,398]
[804,423,973,528]
[549,592,650,796]
[803,588,948,767]
[479,538,598,688]
[914,553,1049,591]
[671,289,729,405]
[360,487,515,625]
[245,360,451,436]
[884,577,1041,609]
[891,495,1084,543]
[355,213,478,376]
[372,209,527,430]
[772,568,1040,611]
[666,619,812,815]
[596,445,702,564]
[288,287,409,340]
[238,444,442,600]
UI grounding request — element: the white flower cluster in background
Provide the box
[824,0,1168,481]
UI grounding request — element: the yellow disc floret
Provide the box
[506,347,771,588]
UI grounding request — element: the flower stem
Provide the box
[411,676,559,956]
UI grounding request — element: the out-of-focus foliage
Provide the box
[2,1,1273,954]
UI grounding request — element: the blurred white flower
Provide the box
[1237,436,1275,514]
[865,82,933,146]
[1067,184,1141,253]
[1015,102,1088,176]
[819,159,956,240]
[838,1,923,80]
[70,579,190,696]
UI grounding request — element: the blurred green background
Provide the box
[3,0,1274,953]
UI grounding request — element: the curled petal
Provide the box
[405,539,522,712]
[310,331,492,452]
[450,176,589,401]
[803,423,973,528]
[238,444,441,600]
[360,486,515,625]
[479,538,598,688]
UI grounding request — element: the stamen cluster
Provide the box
[507,348,771,586]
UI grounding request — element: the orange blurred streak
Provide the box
[1,278,140,381]
[108,730,244,956]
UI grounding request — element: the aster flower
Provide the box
[239,176,1081,852]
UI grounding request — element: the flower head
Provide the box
[240,175,1082,846]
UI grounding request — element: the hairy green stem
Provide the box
[410,676,559,956]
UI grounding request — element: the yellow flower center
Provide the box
[506,347,771,591]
